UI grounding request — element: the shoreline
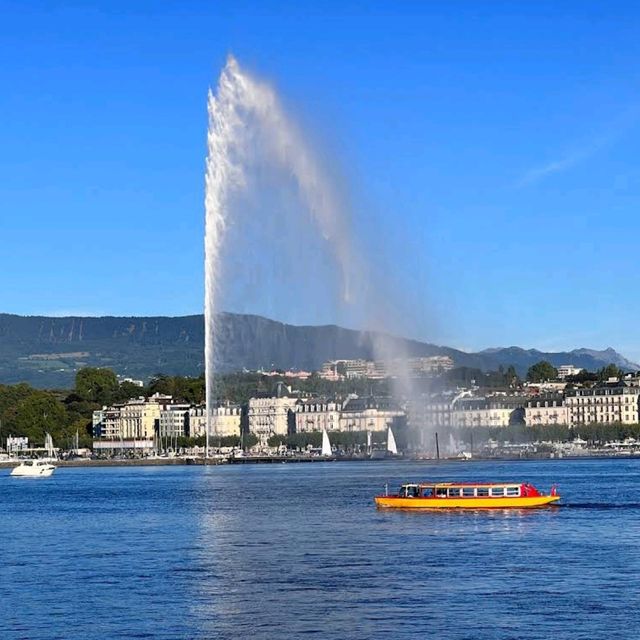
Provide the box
[3,453,640,470]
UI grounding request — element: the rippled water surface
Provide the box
[1,458,639,639]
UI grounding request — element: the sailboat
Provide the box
[387,427,398,456]
[321,429,333,457]
[44,432,56,459]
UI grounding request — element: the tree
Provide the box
[505,365,519,386]
[597,364,624,382]
[526,361,558,383]
[267,434,287,447]
[13,391,69,444]
[75,368,119,405]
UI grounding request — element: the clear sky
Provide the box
[1,1,640,361]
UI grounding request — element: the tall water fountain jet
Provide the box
[204,55,356,452]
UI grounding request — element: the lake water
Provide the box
[1,458,639,639]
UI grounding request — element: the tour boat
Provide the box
[375,481,560,509]
[10,459,57,478]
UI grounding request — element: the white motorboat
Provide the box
[10,459,56,477]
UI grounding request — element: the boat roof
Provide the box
[401,481,529,487]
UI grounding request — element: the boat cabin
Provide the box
[396,482,542,499]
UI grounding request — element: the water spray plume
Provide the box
[204,55,355,448]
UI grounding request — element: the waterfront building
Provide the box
[524,395,569,426]
[187,404,242,438]
[188,406,207,437]
[565,382,640,425]
[406,393,456,430]
[211,404,242,437]
[294,399,342,433]
[92,393,175,442]
[339,395,405,432]
[248,390,299,445]
[119,396,163,440]
[451,396,526,428]
[159,404,191,438]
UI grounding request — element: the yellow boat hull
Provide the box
[375,495,560,509]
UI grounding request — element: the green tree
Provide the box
[526,361,558,383]
[267,434,287,447]
[597,364,624,381]
[75,368,119,405]
[13,391,69,444]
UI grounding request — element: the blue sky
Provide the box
[1,1,640,362]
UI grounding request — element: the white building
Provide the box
[524,395,569,426]
[188,406,207,437]
[451,396,526,428]
[557,365,584,380]
[211,404,242,438]
[294,399,342,433]
[93,393,178,441]
[248,394,298,445]
[565,382,640,425]
[339,396,405,432]
[159,404,191,438]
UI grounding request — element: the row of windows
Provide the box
[402,486,521,498]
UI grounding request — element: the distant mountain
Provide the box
[477,346,639,375]
[0,312,637,388]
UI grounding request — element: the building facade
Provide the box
[557,365,584,380]
[159,404,191,438]
[339,396,405,432]
[211,404,242,437]
[294,399,342,433]
[524,395,569,426]
[565,382,640,425]
[248,395,298,444]
[451,396,526,428]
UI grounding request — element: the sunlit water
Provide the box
[1,459,639,639]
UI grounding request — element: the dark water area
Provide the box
[1,458,639,639]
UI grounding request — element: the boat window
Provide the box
[422,487,434,497]
[399,486,408,497]
[476,487,489,497]
[406,485,419,498]
[436,487,447,497]
[506,486,520,496]
[448,488,461,497]
[462,487,475,497]
[491,487,505,497]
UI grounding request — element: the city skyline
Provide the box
[2,2,640,360]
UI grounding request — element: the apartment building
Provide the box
[565,382,640,425]
[294,399,342,433]
[524,395,569,426]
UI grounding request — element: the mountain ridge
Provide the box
[0,312,637,388]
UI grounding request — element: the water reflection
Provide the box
[3,460,638,640]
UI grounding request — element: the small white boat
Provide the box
[11,459,56,477]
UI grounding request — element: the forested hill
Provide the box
[0,312,637,388]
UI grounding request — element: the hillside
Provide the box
[0,312,637,388]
